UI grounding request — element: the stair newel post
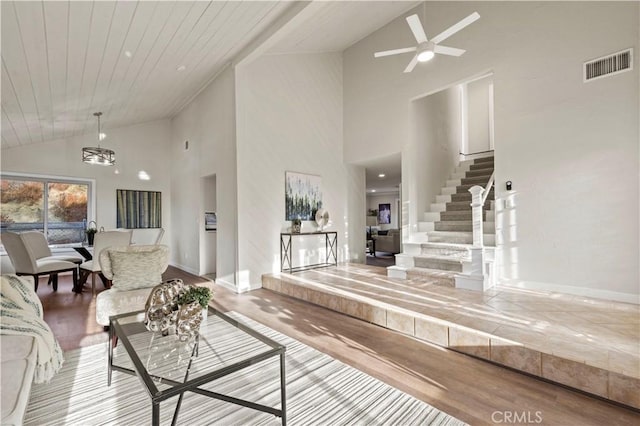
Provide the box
[469,185,485,248]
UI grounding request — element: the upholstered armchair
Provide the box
[95,244,169,327]
[2,232,78,292]
[79,230,132,295]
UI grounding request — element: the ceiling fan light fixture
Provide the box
[417,42,435,62]
[83,112,115,166]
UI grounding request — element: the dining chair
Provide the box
[79,230,132,295]
[20,230,83,265]
[2,231,79,292]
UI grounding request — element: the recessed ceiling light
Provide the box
[114,169,120,175]
[371,189,376,192]
[177,65,186,72]
[124,50,132,58]
[138,170,150,180]
[378,173,385,178]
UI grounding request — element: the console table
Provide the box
[280,231,337,273]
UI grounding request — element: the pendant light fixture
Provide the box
[82,112,115,166]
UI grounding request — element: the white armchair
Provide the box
[2,232,78,292]
[79,230,132,295]
[95,244,169,327]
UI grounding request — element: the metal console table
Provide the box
[280,231,338,273]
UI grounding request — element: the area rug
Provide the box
[24,312,465,425]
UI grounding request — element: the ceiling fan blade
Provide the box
[434,45,466,56]
[406,14,428,44]
[431,12,480,45]
[374,47,417,58]
[404,55,418,73]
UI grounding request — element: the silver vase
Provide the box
[176,301,204,342]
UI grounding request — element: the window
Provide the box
[1,174,93,245]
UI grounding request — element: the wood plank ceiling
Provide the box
[1,0,291,148]
[1,1,419,150]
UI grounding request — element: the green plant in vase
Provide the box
[176,286,213,341]
[177,286,212,309]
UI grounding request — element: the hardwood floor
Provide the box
[38,267,639,426]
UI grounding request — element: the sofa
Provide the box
[374,229,401,254]
[1,274,62,426]
[95,245,169,327]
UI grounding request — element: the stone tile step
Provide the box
[461,175,493,185]
[446,178,462,187]
[440,210,486,221]
[418,241,473,255]
[450,190,494,202]
[261,270,640,410]
[470,162,494,171]
[413,255,465,272]
[465,167,494,178]
[405,267,457,286]
[474,156,494,164]
[403,241,471,257]
[457,183,494,194]
[435,221,496,233]
[446,201,472,211]
[427,231,496,245]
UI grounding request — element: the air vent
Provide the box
[584,48,633,82]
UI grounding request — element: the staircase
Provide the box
[389,155,495,287]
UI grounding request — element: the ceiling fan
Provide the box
[374,12,480,73]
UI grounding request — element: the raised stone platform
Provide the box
[262,263,640,410]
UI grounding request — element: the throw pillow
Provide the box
[109,249,164,290]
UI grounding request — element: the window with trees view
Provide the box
[1,176,92,245]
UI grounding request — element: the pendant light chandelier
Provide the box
[82,112,115,166]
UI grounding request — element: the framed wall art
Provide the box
[205,211,217,231]
[378,203,391,225]
[285,171,322,220]
[116,189,162,229]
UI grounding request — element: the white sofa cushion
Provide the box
[109,249,164,290]
[95,287,156,326]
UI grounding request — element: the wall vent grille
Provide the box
[584,49,633,82]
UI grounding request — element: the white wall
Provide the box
[170,66,238,287]
[367,193,399,230]
[345,2,639,302]
[406,86,461,233]
[200,174,217,276]
[235,52,365,290]
[0,119,172,246]
[466,75,492,154]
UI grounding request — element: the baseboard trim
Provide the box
[498,278,639,305]
[169,262,199,276]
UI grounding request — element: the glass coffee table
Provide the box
[108,307,287,425]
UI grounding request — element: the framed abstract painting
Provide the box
[285,171,322,221]
[116,189,162,229]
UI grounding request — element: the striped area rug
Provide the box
[24,312,465,425]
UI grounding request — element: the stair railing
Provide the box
[469,171,495,248]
